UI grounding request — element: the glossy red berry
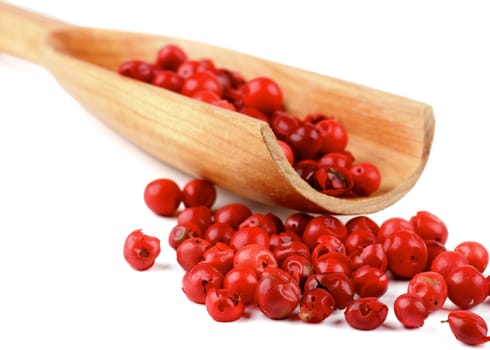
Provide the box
[351,265,389,298]
[213,203,252,230]
[446,310,490,346]
[177,58,215,79]
[273,240,310,264]
[229,226,270,250]
[181,71,223,98]
[255,267,301,320]
[298,288,336,323]
[223,266,258,305]
[269,111,301,141]
[118,60,154,82]
[176,237,212,271]
[181,263,224,304]
[233,243,278,275]
[205,287,245,322]
[345,215,379,236]
[287,123,322,160]
[177,205,212,232]
[239,213,278,235]
[304,272,355,310]
[123,229,161,271]
[383,230,428,279]
[204,222,236,245]
[350,243,388,272]
[430,250,468,279]
[446,264,489,309]
[168,222,202,250]
[302,214,347,249]
[192,90,221,104]
[143,178,182,217]
[316,118,348,153]
[393,293,429,328]
[284,212,313,236]
[241,76,283,114]
[314,252,352,276]
[344,229,378,255]
[377,217,415,243]
[344,297,388,330]
[151,69,184,92]
[155,44,187,71]
[182,178,217,208]
[317,152,354,170]
[409,210,448,244]
[454,241,489,273]
[280,254,314,287]
[350,162,381,196]
[201,242,235,274]
[407,271,447,312]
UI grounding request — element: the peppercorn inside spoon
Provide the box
[0,2,434,214]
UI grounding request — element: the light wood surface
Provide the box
[0,2,435,214]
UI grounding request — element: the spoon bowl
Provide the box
[0,2,435,214]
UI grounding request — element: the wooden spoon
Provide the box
[0,2,435,214]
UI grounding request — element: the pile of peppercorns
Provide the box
[124,177,490,346]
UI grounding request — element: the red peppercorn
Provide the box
[182,178,217,208]
[255,267,301,320]
[304,272,355,310]
[430,250,468,279]
[204,222,236,245]
[302,214,347,249]
[143,178,182,217]
[394,293,429,328]
[118,60,154,82]
[168,222,203,250]
[177,205,213,232]
[205,287,245,322]
[409,210,448,244]
[123,229,161,271]
[182,263,224,304]
[446,264,489,309]
[351,265,389,298]
[344,297,388,330]
[233,243,278,275]
[298,288,336,323]
[176,237,212,271]
[454,241,489,273]
[445,310,490,346]
[407,271,448,312]
[269,111,302,141]
[177,59,216,79]
[155,44,187,71]
[241,76,283,114]
[223,266,258,305]
[151,69,184,92]
[181,71,223,98]
[287,123,322,160]
[350,162,381,196]
[316,118,348,153]
[383,230,428,279]
[201,242,235,274]
[213,203,252,230]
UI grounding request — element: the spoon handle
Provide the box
[0,2,66,63]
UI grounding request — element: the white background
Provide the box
[1,1,490,348]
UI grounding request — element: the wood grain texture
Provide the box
[0,2,435,214]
